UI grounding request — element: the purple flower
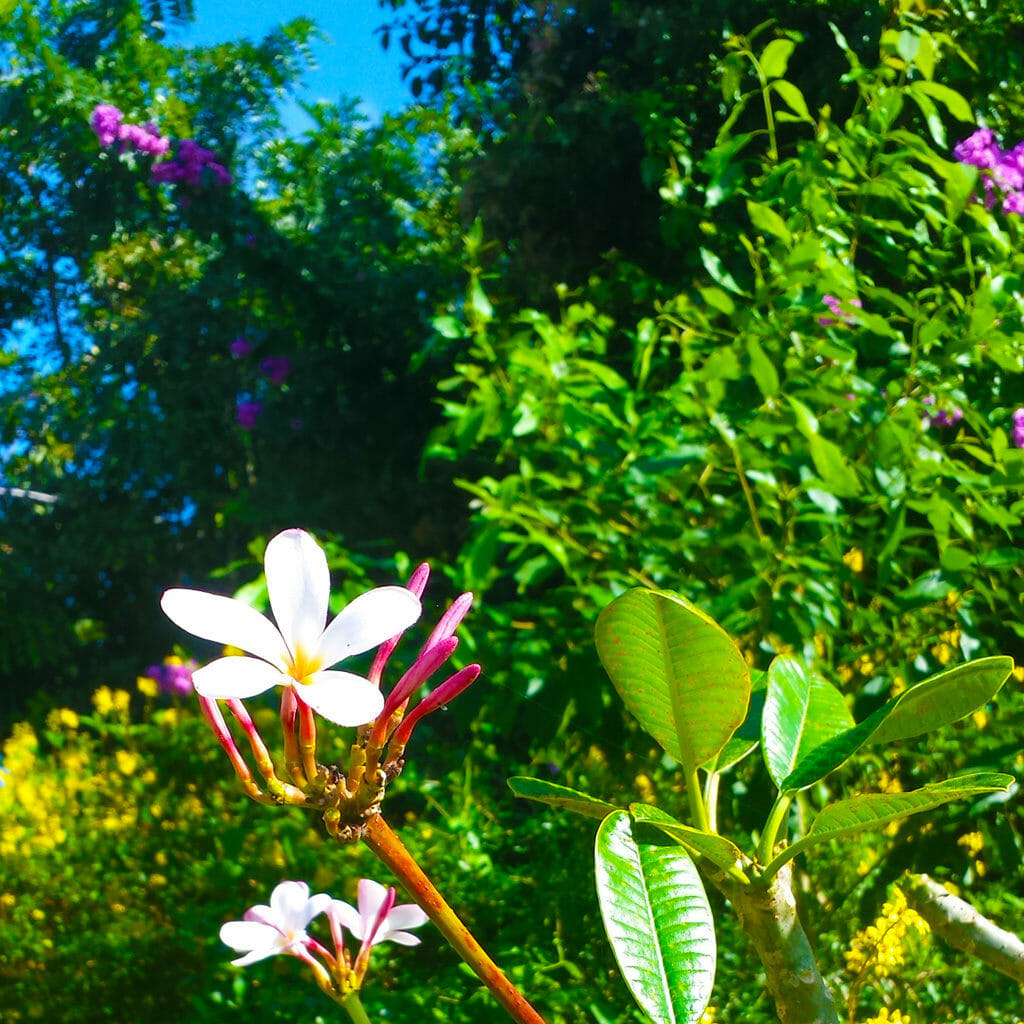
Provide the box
[90,104,124,148]
[1012,408,1024,449]
[119,122,170,157]
[954,128,1001,170]
[818,294,862,326]
[923,396,963,430]
[145,658,198,697]
[260,356,292,384]
[236,399,262,429]
[1003,191,1024,215]
[150,139,232,189]
[230,337,253,358]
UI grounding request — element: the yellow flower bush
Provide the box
[844,888,930,980]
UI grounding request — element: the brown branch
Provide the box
[903,873,1024,983]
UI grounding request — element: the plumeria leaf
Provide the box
[778,657,1013,792]
[595,811,716,1024]
[595,589,750,773]
[628,804,747,876]
[707,670,766,773]
[762,657,854,792]
[865,656,1013,745]
[508,777,618,820]
[774,774,1015,871]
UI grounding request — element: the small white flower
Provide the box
[220,880,331,966]
[328,878,429,948]
[161,528,421,726]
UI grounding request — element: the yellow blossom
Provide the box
[115,750,138,776]
[136,676,159,698]
[698,1006,718,1024]
[845,888,929,979]
[46,708,80,731]
[111,689,131,713]
[972,709,989,729]
[890,675,907,695]
[863,1010,911,1024]
[1013,665,1023,683]
[958,831,984,857]
[1,893,16,908]
[92,686,114,715]
[843,547,865,573]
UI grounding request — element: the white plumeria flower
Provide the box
[220,880,331,966]
[328,878,429,948]
[160,528,421,726]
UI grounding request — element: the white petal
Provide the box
[385,904,429,932]
[298,672,385,727]
[356,878,390,930]
[161,589,288,666]
[327,899,364,940]
[315,587,421,667]
[379,930,422,947]
[192,657,284,700]
[303,892,333,927]
[265,530,330,659]
[243,904,277,927]
[270,881,312,928]
[220,920,285,963]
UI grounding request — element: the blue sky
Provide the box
[173,0,415,127]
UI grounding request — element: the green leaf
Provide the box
[914,81,975,123]
[802,774,1014,848]
[762,657,855,792]
[699,249,747,295]
[759,39,796,79]
[779,657,1012,791]
[770,80,813,121]
[595,589,751,772]
[746,337,780,397]
[698,286,735,316]
[866,657,1013,745]
[746,200,791,243]
[629,804,748,877]
[508,777,618,820]
[595,811,716,1024]
[709,670,766,772]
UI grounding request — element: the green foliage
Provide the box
[431,13,1024,741]
[516,584,1017,1020]
[0,1,470,704]
[594,811,716,1024]
[0,690,640,1023]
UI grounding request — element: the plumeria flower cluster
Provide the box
[89,103,230,188]
[954,127,1024,215]
[220,879,427,1005]
[817,294,862,326]
[161,529,480,837]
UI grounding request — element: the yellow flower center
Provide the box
[287,645,323,685]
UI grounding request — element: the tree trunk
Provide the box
[707,862,840,1024]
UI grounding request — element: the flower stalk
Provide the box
[362,814,551,1024]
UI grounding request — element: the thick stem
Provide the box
[707,863,840,1024]
[903,873,1024,982]
[340,991,373,1024]
[362,814,550,1024]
